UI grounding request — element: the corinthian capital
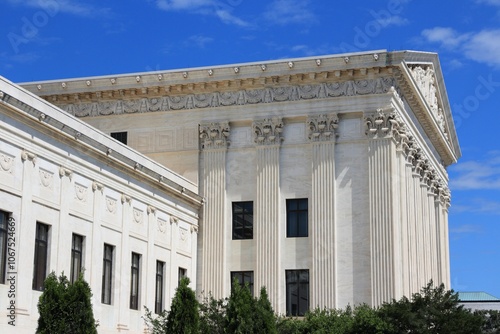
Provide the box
[364,108,398,139]
[253,117,284,145]
[199,122,230,150]
[307,113,339,142]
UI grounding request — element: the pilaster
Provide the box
[90,181,104,316]
[17,150,37,318]
[254,117,283,311]
[199,122,229,299]
[117,193,131,331]
[308,114,338,309]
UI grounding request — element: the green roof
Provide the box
[458,292,500,302]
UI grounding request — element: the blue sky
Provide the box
[1,0,500,298]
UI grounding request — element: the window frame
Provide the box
[32,222,49,291]
[101,243,114,305]
[286,198,309,238]
[230,271,254,296]
[285,269,309,317]
[232,201,254,240]
[178,267,187,286]
[0,211,8,284]
[155,260,165,314]
[70,233,84,283]
[130,252,141,310]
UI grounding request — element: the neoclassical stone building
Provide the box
[18,50,460,320]
[0,76,202,333]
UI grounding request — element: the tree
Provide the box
[37,272,97,334]
[378,280,484,334]
[165,277,199,333]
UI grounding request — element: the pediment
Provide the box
[407,63,450,142]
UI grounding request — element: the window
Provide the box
[178,267,187,286]
[70,234,83,283]
[110,131,128,145]
[0,211,8,284]
[155,261,165,314]
[231,271,254,296]
[232,201,253,240]
[286,198,308,238]
[286,270,309,316]
[101,244,114,304]
[33,223,49,291]
[130,252,141,310]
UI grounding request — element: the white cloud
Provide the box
[450,153,500,190]
[7,0,110,17]
[264,0,315,25]
[422,27,500,67]
[452,199,500,216]
[449,224,482,234]
[156,0,213,11]
[185,35,214,48]
[155,0,250,27]
[374,15,409,27]
[476,0,500,6]
[421,27,470,49]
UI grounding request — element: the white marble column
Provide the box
[365,110,399,306]
[199,122,230,299]
[308,114,338,309]
[436,186,451,287]
[254,118,283,311]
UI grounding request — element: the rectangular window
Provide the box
[33,222,49,291]
[232,201,253,240]
[70,234,83,283]
[286,269,309,316]
[101,244,114,304]
[178,267,186,286]
[110,131,128,145]
[155,261,165,314]
[130,252,141,310]
[0,211,8,284]
[231,271,254,296]
[286,198,308,238]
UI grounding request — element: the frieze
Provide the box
[307,114,339,142]
[59,77,397,117]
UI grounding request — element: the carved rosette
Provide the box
[133,208,143,224]
[307,113,339,142]
[157,218,167,233]
[199,122,230,150]
[74,183,88,202]
[39,169,54,188]
[0,152,14,174]
[105,196,117,214]
[364,109,398,138]
[253,117,284,145]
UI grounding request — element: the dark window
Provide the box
[110,131,128,145]
[232,201,253,240]
[286,199,308,238]
[130,252,141,310]
[231,271,254,296]
[101,244,113,304]
[178,267,186,286]
[286,270,309,316]
[33,223,49,291]
[70,234,83,283]
[0,211,8,284]
[155,261,165,314]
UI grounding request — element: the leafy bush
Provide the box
[37,272,97,334]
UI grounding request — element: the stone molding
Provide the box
[57,77,397,117]
[199,122,230,150]
[307,113,339,142]
[253,117,284,145]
